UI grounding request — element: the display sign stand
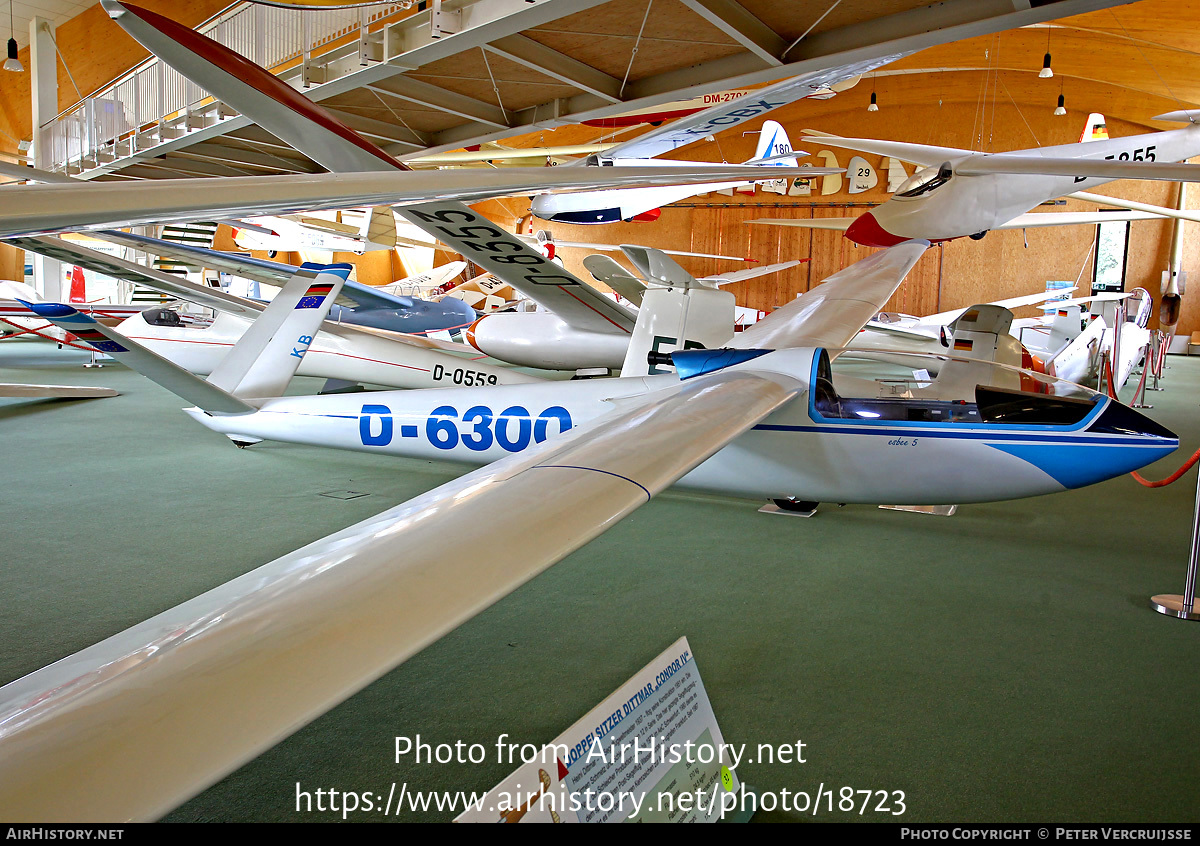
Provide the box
[1151,467,1200,621]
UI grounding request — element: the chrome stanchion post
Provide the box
[1152,465,1200,620]
[1149,331,1164,391]
[1132,343,1153,408]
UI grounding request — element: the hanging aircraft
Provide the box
[528,120,837,225]
[747,114,1200,246]
[573,74,862,130]
[33,5,802,375]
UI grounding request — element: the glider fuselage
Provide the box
[190,348,1176,506]
[851,124,1200,246]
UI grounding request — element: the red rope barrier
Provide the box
[1111,346,1196,487]
[1132,447,1200,488]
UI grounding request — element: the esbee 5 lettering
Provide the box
[359,404,572,452]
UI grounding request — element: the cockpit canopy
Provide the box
[896,162,954,198]
[1127,287,1152,328]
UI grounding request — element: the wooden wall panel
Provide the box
[0,243,24,282]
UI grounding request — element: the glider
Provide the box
[748,114,1200,246]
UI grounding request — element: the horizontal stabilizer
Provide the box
[583,254,646,306]
[18,302,255,415]
[701,260,804,286]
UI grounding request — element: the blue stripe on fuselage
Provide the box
[986,442,1178,488]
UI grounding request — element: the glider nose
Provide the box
[845,211,907,248]
[465,315,487,352]
[1092,398,1178,442]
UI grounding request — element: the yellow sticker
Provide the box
[720,765,735,792]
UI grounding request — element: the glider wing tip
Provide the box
[18,300,81,319]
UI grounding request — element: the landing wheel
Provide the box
[969,230,988,241]
[772,498,819,514]
[267,250,278,258]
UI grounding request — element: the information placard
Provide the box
[456,637,739,823]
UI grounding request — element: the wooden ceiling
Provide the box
[882,0,1200,134]
[486,0,1200,159]
[20,0,1141,179]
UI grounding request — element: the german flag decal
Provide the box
[296,282,334,309]
[73,328,128,353]
[953,338,974,351]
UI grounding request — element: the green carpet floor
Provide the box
[2,338,1199,823]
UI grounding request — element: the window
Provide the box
[1092,220,1130,293]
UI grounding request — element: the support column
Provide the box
[30,16,60,301]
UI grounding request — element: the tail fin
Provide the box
[20,262,349,413]
[68,267,86,304]
[360,206,397,248]
[930,305,1023,396]
[1079,113,1109,143]
[750,120,799,167]
[617,247,734,377]
[206,263,350,399]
